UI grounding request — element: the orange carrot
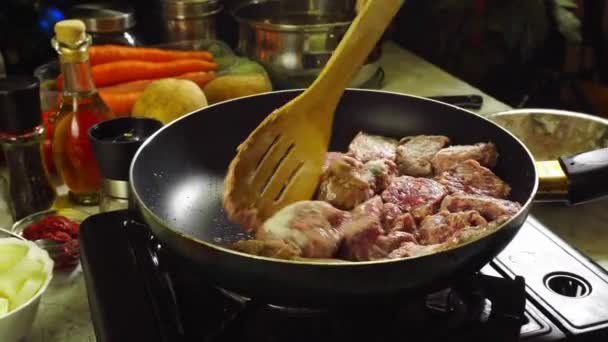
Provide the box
[57,59,217,89]
[99,90,142,117]
[89,45,214,65]
[99,71,216,94]
[98,79,152,94]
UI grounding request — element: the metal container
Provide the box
[159,0,223,42]
[232,0,384,89]
[69,3,140,46]
[488,109,608,265]
[488,109,608,161]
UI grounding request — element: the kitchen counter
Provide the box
[2,41,604,342]
[379,42,511,116]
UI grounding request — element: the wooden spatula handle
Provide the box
[306,0,405,102]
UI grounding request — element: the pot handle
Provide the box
[559,146,608,204]
[428,95,483,110]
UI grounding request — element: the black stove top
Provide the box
[79,211,608,342]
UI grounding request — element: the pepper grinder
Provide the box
[0,77,57,221]
[89,117,163,212]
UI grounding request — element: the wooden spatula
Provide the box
[224,0,405,231]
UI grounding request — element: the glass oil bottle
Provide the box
[50,19,114,205]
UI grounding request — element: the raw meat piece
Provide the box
[339,216,384,261]
[418,210,487,245]
[351,196,384,219]
[435,159,511,198]
[389,214,417,234]
[322,152,346,172]
[440,194,522,221]
[347,132,398,163]
[363,159,398,193]
[381,203,417,233]
[316,154,374,210]
[256,201,350,258]
[375,231,418,256]
[431,142,498,174]
[380,203,403,228]
[381,176,448,220]
[444,216,510,246]
[340,215,417,261]
[232,239,302,259]
[395,135,450,176]
[387,241,442,259]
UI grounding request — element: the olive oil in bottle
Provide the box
[50,20,114,205]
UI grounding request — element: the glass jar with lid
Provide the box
[68,2,141,46]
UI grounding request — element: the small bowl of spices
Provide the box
[10,208,89,269]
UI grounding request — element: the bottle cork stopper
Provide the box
[54,19,86,45]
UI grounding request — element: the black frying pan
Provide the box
[129,89,601,306]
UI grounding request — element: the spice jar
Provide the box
[0,77,57,221]
[89,117,163,212]
[69,3,140,46]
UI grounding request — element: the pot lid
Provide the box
[69,3,136,33]
[160,0,223,19]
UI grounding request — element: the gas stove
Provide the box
[79,211,608,342]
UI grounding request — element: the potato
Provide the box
[202,57,272,104]
[203,73,273,104]
[132,78,208,124]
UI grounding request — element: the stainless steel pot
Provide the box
[159,0,223,42]
[488,109,608,161]
[232,0,384,89]
[488,109,608,268]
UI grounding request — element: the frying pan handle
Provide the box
[428,95,483,110]
[559,147,608,204]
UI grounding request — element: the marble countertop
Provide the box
[4,41,605,341]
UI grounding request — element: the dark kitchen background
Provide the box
[2,0,608,117]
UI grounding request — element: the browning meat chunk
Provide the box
[444,216,510,247]
[395,135,450,176]
[440,194,521,221]
[340,216,417,261]
[256,201,350,258]
[348,132,398,163]
[363,159,398,193]
[375,231,418,256]
[323,152,347,172]
[381,203,402,229]
[316,154,374,210]
[381,176,448,220]
[435,159,511,198]
[339,216,384,261]
[418,210,487,245]
[431,142,498,174]
[387,241,442,259]
[381,203,417,233]
[351,196,384,219]
[232,239,302,259]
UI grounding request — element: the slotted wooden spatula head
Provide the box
[224,0,405,231]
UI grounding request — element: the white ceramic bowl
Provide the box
[0,234,54,342]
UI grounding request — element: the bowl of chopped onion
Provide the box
[0,235,53,342]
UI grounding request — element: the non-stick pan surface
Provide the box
[131,89,537,305]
